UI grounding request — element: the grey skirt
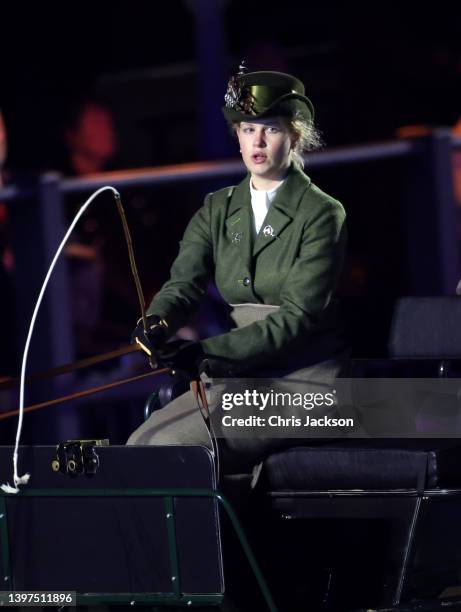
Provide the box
[127,303,349,474]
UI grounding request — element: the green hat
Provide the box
[222,65,314,125]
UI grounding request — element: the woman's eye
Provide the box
[267,127,279,134]
[242,127,253,134]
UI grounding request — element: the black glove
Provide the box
[131,315,168,366]
[160,340,206,379]
[160,341,248,378]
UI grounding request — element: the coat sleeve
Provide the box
[200,199,346,369]
[146,194,214,334]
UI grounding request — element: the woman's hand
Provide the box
[160,340,205,379]
[131,315,168,366]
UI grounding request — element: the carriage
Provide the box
[2,296,461,612]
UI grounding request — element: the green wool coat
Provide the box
[147,165,347,374]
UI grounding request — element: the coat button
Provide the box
[243,277,251,287]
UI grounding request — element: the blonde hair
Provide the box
[287,111,324,170]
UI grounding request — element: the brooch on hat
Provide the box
[224,61,256,114]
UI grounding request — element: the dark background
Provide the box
[1,0,461,376]
[1,1,461,169]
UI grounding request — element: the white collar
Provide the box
[249,179,284,203]
[249,179,285,235]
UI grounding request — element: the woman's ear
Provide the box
[290,130,300,149]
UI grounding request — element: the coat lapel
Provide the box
[225,177,253,273]
[253,166,311,257]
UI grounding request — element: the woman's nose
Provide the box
[253,129,266,147]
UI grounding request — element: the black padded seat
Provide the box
[259,298,461,608]
[389,297,461,358]
[264,440,461,491]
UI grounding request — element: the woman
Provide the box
[128,67,347,473]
